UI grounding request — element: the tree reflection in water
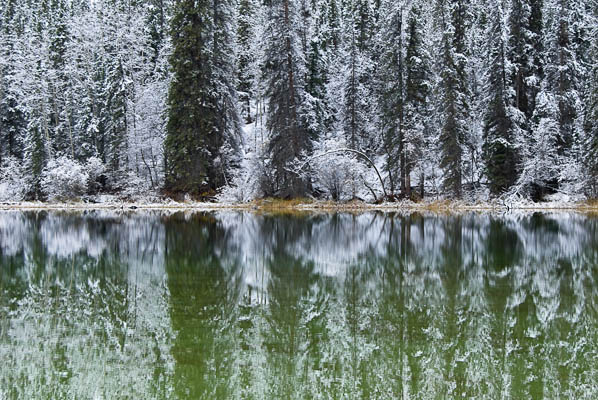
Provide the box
[1,210,597,399]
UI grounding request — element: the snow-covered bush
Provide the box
[311,139,376,201]
[86,156,105,182]
[118,171,154,200]
[41,156,89,201]
[85,156,107,193]
[314,150,357,200]
[218,152,264,202]
[0,157,27,201]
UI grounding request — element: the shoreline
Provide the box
[1,199,597,213]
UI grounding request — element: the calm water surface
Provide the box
[0,210,597,399]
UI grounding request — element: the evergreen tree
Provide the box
[546,0,579,156]
[508,0,543,121]
[237,0,256,123]
[212,0,242,181]
[583,4,598,197]
[0,0,25,164]
[164,0,240,194]
[517,0,583,197]
[436,0,469,198]
[482,1,518,195]
[403,3,431,198]
[378,1,405,197]
[262,0,312,197]
[343,0,375,152]
[145,0,168,67]
[304,0,333,139]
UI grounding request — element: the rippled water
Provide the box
[1,210,597,399]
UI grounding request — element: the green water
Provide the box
[0,210,597,399]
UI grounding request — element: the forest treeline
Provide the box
[1,0,597,202]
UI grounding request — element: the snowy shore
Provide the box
[1,196,596,213]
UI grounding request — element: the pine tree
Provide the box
[304,0,333,139]
[547,0,579,156]
[583,4,598,197]
[164,0,240,195]
[508,0,543,121]
[0,0,25,164]
[520,0,583,197]
[262,0,312,197]
[105,58,129,175]
[482,1,518,195]
[403,3,431,198]
[212,0,242,183]
[237,0,255,123]
[516,87,560,199]
[47,0,70,157]
[343,0,375,152]
[378,1,404,197]
[436,0,469,198]
[145,0,168,67]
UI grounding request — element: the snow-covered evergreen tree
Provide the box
[435,0,469,198]
[482,1,519,195]
[164,0,240,195]
[261,0,312,197]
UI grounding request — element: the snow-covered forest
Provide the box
[1,0,597,202]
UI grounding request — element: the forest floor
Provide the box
[1,196,598,213]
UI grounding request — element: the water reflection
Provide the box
[1,210,598,399]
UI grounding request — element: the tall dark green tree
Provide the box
[403,4,431,198]
[378,1,405,197]
[437,0,469,198]
[508,0,543,122]
[236,0,256,123]
[544,0,579,156]
[483,2,518,195]
[583,8,598,197]
[304,1,333,139]
[0,0,25,164]
[165,0,240,194]
[262,0,312,197]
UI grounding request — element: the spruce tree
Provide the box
[164,0,240,195]
[343,0,375,152]
[304,0,333,140]
[378,1,404,197]
[437,0,469,198]
[550,0,579,156]
[0,0,25,163]
[583,6,598,197]
[237,0,255,123]
[508,0,542,121]
[403,4,430,198]
[262,0,312,197]
[482,2,518,195]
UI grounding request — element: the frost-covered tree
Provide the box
[403,3,431,198]
[343,0,376,152]
[164,0,241,195]
[377,1,405,197]
[583,4,598,197]
[514,88,560,198]
[436,0,469,198]
[482,1,519,195]
[508,0,543,121]
[236,0,257,123]
[0,0,26,164]
[262,0,312,197]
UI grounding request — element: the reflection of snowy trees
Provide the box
[1,211,598,398]
[0,211,173,398]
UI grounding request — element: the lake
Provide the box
[0,210,597,399]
